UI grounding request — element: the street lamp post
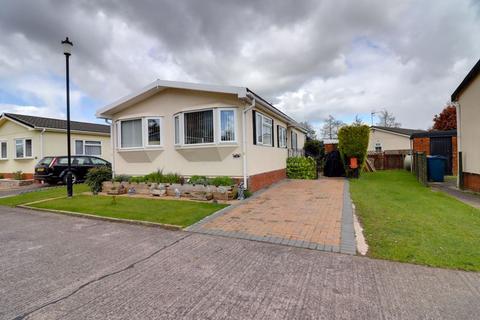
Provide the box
[62,37,73,197]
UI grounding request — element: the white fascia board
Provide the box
[370,127,411,138]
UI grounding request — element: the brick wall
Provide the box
[0,172,34,180]
[412,137,430,154]
[248,168,286,192]
[463,172,480,193]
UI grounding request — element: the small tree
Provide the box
[304,139,325,171]
[432,104,456,130]
[337,124,370,177]
[322,115,345,139]
[300,121,317,140]
[376,109,401,127]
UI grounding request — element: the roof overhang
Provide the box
[451,59,480,102]
[370,127,412,138]
[96,79,248,118]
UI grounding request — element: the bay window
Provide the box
[15,138,32,158]
[75,140,102,156]
[118,117,162,149]
[0,141,7,159]
[175,108,236,146]
[278,126,287,148]
[255,112,273,146]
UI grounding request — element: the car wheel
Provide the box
[63,173,77,185]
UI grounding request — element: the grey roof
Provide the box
[410,129,457,139]
[451,59,480,101]
[2,113,110,134]
[371,126,426,137]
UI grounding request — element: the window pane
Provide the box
[184,110,214,144]
[85,140,101,145]
[75,140,84,155]
[256,113,263,143]
[85,145,101,155]
[1,142,6,158]
[25,139,32,157]
[279,127,287,147]
[174,116,180,144]
[262,117,272,146]
[15,140,24,158]
[147,118,161,145]
[121,119,143,148]
[220,110,235,141]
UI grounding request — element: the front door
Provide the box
[430,137,453,175]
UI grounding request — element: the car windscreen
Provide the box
[38,157,54,166]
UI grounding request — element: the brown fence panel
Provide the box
[413,152,427,186]
[367,151,407,170]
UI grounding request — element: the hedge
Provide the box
[337,124,369,174]
[286,157,317,179]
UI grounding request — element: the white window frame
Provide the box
[14,138,33,159]
[117,117,164,150]
[278,126,287,148]
[174,114,182,145]
[145,117,163,147]
[375,142,382,153]
[75,139,102,156]
[218,108,237,143]
[0,140,7,160]
[255,112,273,147]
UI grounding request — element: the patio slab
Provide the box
[188,178,356,254]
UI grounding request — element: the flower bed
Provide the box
[101,181,237,201]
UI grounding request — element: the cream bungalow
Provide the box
[368,126,426,153]
[0,113,111,179]
[451,59,480,192]
[96,80,307,191]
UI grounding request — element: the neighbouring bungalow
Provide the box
[368,126,426,153]
[0,113,111,179]
[451,58,480,192]
[96,80,307,192]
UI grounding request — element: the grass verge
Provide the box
[0,184,89,206]
[350,170,480,271]
[25,194,227,228]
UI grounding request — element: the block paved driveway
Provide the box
[188,178,355,253]
[1,207,480,319]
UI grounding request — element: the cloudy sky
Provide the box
[1,0,479,133]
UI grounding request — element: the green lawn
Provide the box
[350,170,480,271]
[0,184,90,207]
[26,194,227,227]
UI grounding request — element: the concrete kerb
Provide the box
[340,179,356,255]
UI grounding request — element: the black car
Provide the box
[34,156,111,184]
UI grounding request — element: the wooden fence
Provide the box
[367,151,407,170]
[412,152,428,186]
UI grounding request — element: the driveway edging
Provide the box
[340,179,356,254]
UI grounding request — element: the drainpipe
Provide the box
[454,101,462,188]
[242,97,255,189]
[105,119,115,179]
[40,128,46,159]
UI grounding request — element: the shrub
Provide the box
[304,139,325,171]
[188,175,209,185]
[286,157,317,179]
[162,172,181,184]
[85,166,112,194]
[113,174,131,182]
[209,176,235,187]
[12,171,24,180]
[337,124,369,176]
